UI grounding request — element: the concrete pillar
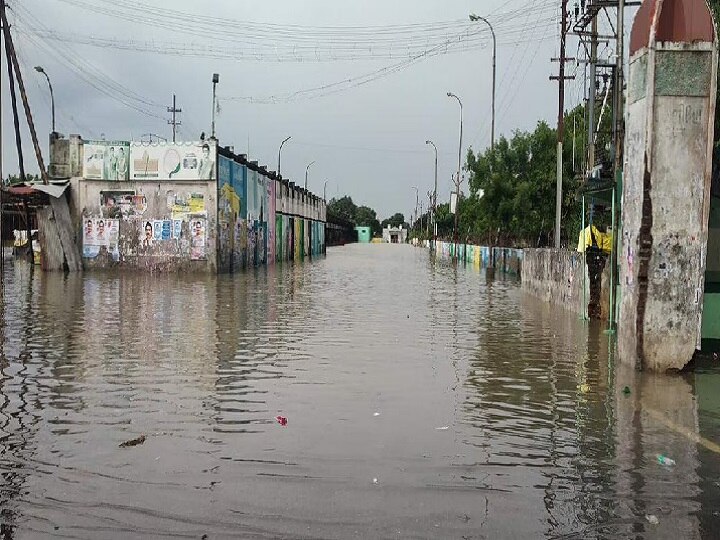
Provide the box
[618,0,717,371]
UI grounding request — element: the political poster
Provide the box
[82,218,119,259]
[83,141,130,181]
[130,141,217,181]
[190,218,206,260]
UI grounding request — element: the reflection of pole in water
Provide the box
[0,266,40,534]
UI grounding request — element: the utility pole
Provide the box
[167,93,182,143]
[550,0,573,248]
[447,92,463,260]
[1,0,47,183]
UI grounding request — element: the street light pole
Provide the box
[469,14,496,151]
[305,160,315,190]
[412,186,419,234]
[447,92,463,261]
[425,140,438,249]
[34,66,54,133]
[211,73,219,139]
[278,136,291,176]
[323,180,328,201]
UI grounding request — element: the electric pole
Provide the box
[550,0,573,248]
[167,93,182,143]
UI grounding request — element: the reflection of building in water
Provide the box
[212,262,319,433]
[613,363,701,538]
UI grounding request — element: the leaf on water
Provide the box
[119,434,147,448]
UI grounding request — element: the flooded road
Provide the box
[2,243,720,539]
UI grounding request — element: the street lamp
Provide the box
[211,73,219,139]
[323,180,328,201]
[304,160,315,190]
[425,140,438,248]
[447,92,463,260]
[34,66,55,133]
[469,14,496,151]
[277,136,291,176]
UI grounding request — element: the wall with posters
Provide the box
[72,177,217,273]
[72,140,325,274]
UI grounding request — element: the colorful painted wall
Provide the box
[216,151,326,272]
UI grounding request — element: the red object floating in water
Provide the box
[276,416,288,426]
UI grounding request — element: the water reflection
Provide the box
[0,246,718,538]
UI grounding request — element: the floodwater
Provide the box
[2,244,720,539]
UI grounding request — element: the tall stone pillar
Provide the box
[618,0,717,371]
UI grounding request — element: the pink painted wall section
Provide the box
[268,178,276,264]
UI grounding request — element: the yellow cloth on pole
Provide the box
[577,225,606,253]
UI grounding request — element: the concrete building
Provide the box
[48,136,326,273]
[355,226,371,243]
[618,0,717,371]
[382,226,407,244]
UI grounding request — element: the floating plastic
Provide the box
[645,515,659,525]
[435,426,450,431]
[276,416,288,427]
[656,454,676,466]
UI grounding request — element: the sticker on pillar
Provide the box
[190,219,206,260]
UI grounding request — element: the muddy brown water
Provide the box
[1,244,720,539]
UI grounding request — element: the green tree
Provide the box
[327,196,357,223]
[381,213,405,228]
[355,205,381,237]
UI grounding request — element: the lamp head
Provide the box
[212,73,220,84]
[469,14,478,21]
[446,92,452,97]
[34,66,44,73]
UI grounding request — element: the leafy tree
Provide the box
[327,196,357,223]
[381,213,405,229]
[355,205,381,237]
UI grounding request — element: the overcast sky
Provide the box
[4,0,584,219]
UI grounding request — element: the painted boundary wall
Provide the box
[521,248,611,320]
[431,240,523,275]
[217,151,325,273]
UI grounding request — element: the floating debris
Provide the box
[622,386,631,395]
[656,454,676,466]
[119,434,146,448]
[645,514,659,525]
[435,426,450,431]
[276,416,288,427]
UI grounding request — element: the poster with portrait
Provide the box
[190,218,206,260]
[130,141,217,180]
[152,221,163,241]
[82,218,119,259]
[172,219,183,239]
[83,141,130,180]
